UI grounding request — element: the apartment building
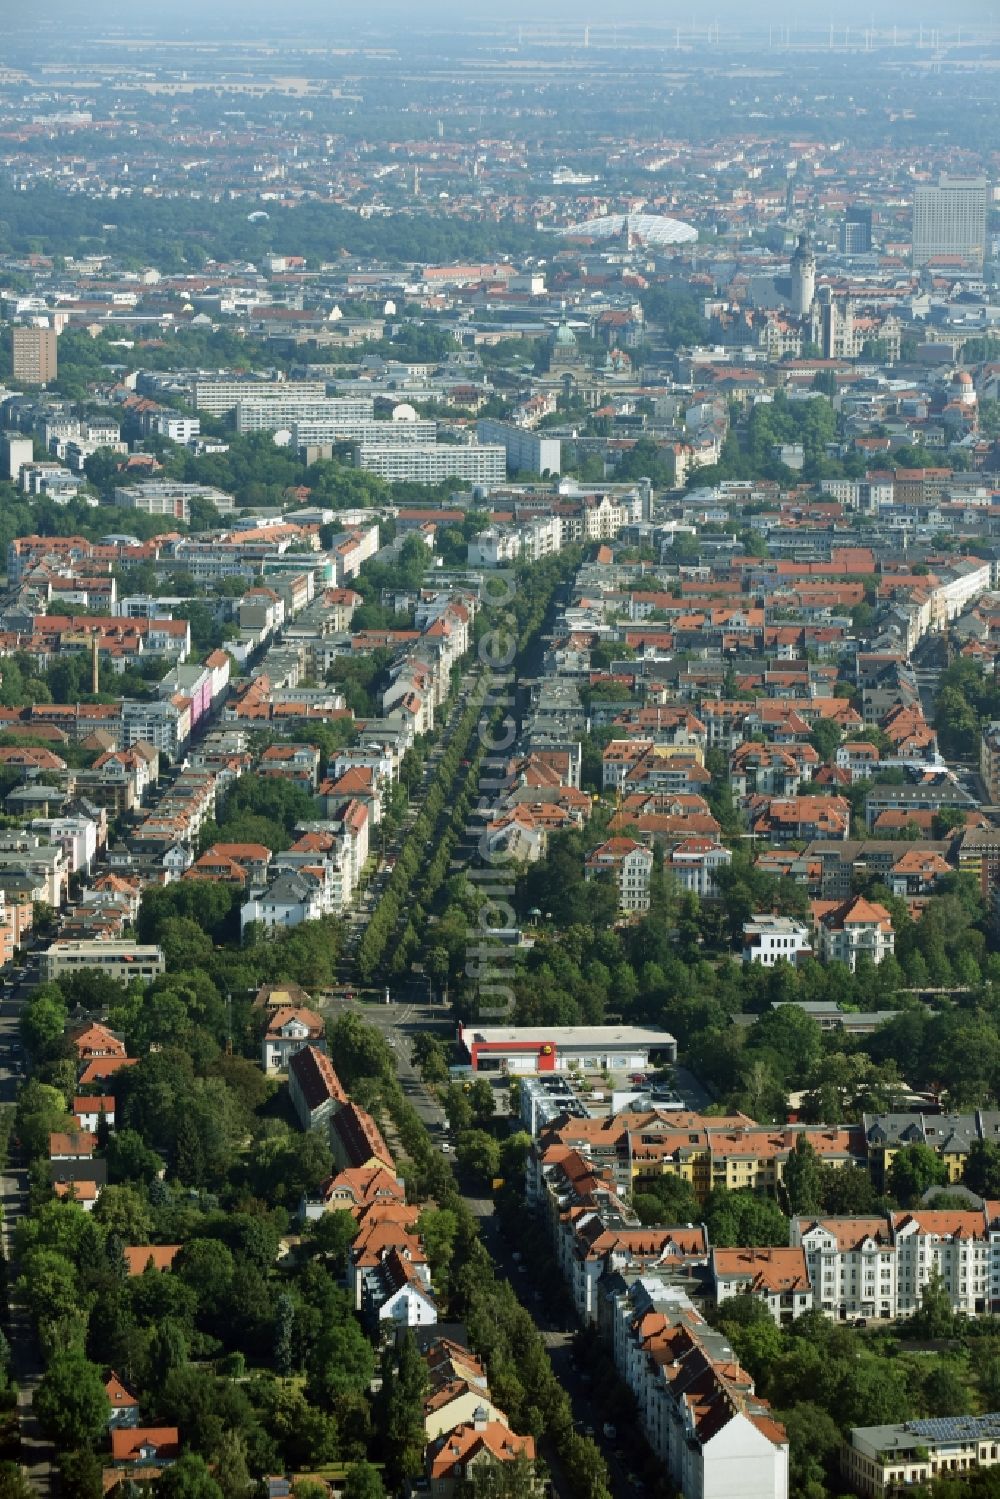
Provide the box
[114,481,231,523]
[353,442,506,484]
[236,395,374,433]
[666,837,732,898]
[28,815,98,877]
[191,377,328,418]
[241,871,327,936]
[476,418,562,476]
[742,915,812,966]
[292,417,437,447]
[12,326,57,385]
[467,520,560,568]
[603,1274,789,1499]
[41,941,165,986]
[711,1247,813,1325]
[811,895,895,971]
[122,698,191,762]
[261,1005,326,1074]
[981,722,1000,806]
[0,834,68,908]
[145,413,201,444]
[844,1415,1000,1498]
[863,782,976,831]
[791,1208,995,1321]
[329,524,380,584]
[584,837,654,911]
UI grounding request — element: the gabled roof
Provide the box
[49,1130,96,1158]
[124,1244,182,1275]
[289,1045,347,1112]
[712,1246,810,1293]
[111,1427,180,1463]
[332,1102,395,1172]
[428,1420,535,1479]
[79,1056,139,1086]
[105,1371,139,1408]
[318,1165,404,1211]
[265,1005,325,1039]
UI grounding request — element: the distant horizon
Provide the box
[14,0,1000,30]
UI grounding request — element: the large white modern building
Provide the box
[476,419,561,477]
[353,442,506,484]
[912,175,989,272]
[236,396,375,434]
[742,915,812,966]
[192,377,328,417]
[293,418,438,448]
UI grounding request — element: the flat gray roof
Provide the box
[462,1025,676,1046]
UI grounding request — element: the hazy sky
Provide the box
[25,0,999,27]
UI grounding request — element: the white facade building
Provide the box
[742,915,812,966]
[353,442,506,484]
[236,396,374,433]
[192,377,327,418]
[476,418,562,476]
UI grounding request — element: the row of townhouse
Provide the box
[159,520,323,584]
[344,1179,539,1492]
[761,835,961,902]
[746,792,852,843]
[0,649,229,765]
[69,928,533,1492]
[529,1134,1000,1487]
[528,1140,789,1499]
[0,611,191,668]
[478,748,591,865]
[700,695,863,754]
[277,1033,540,1496]
[174,715,372,929]
[465,483,648,567]
[181,817,365,933]
[105,728,249,888]
[602,738,712,797]
[6,534,168,585]
[54,1094,191,1485]
[239,821,363,934]
[50,1016,143,1210]
[222,673,350,730]
[787,1207,1000,1322]
[530,1107,864,1213]
[729,739,820,798]
[712,1205,1000,1326]
[604,1272,789,1499]
[532,1099,1000,1224]
[584,828,733,910]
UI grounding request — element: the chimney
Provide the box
[91,632,99,696]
